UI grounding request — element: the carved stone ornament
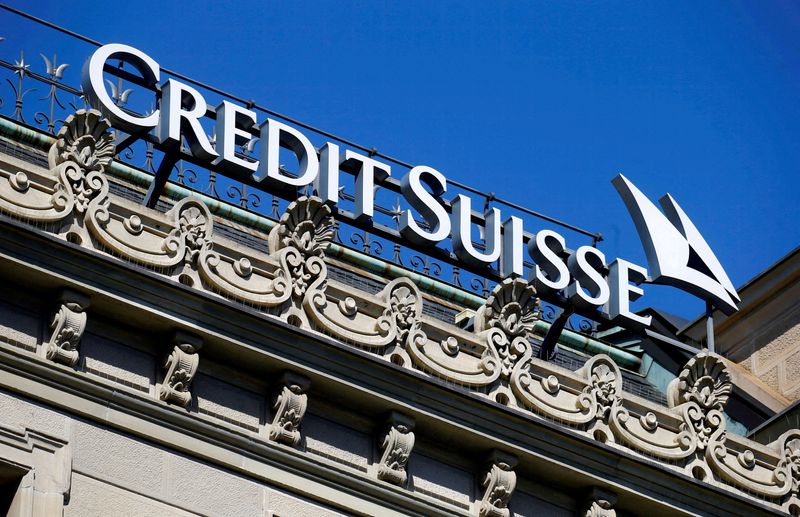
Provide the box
[773,430,800,511]
[580,355,622,426]
[159,332,202,408]
[88,197,215,270]
[473,279,540,381]
[171,202,212,265]
[477,450,517,517]
[49,109,114,213]
[268,372,310,447]
[44,289,90,367]
[580,487,617,517]
[271,196,334,301]
[0,108,113,224]
[272,195,335,258]
[668,351,731,451]
[669,350,732,412]
[510,353,620,426]
[306,277,425,351]
[376,412,415,486]
[475,278,539,338]
[48,109,115,173]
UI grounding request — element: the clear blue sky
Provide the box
[4,1,799,320]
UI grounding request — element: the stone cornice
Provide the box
[0,210,786,517]
[0,109,796,515]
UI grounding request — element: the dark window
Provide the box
[0,463,26,516]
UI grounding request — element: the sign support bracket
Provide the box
[538,306,574,361]
[705,301,715,354]
[144,153,178,209]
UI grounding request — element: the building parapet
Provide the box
[0,108,797,514]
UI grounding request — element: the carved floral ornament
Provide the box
[2,108,800,508]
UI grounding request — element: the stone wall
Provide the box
[0,280,576,517]
[738,310,800,401]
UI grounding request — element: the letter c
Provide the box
[81,43,160,132]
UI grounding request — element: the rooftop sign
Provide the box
[81,43,739,328]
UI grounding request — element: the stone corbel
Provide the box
[579,487,617,517]
[158,331,202,407]
[268,371,310,447]
[476,449,517,517]
[375,411,415,487]
[43,288,91,367]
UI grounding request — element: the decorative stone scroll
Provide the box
[88,196,215,269]
[44,289,90,367]
[272,196,334,301]
[476,450,517,517]
[268,371,310,447]
[307,276,424,351]
[375,411,415,486]
[580,487,617,517]
[0,109,112,227]
[475,278,540,382]
[159,332,202,408]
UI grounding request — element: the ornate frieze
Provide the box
[375,411,415,486]
[44,289,90,367]
[476,450,517,517]
[159,332,202,408]
[268,371,310,447]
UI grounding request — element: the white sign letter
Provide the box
[157,79,218,160]
[608,258,652,327]
[255,119,319,187]
[314,142,340,204]
[500,216,524,277]
[213,101,257,173]
[452,195,501,267]
[81,43,160,132]
[566,245,610,309]
[399,166,450,245]
[528,230,570,292]
[341,150,391,219]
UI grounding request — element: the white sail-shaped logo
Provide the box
[612,174,740,315]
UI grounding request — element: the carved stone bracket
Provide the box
[268,371,310,447]
[580,487,617,517]
[476,450,517,517]
[159,331,202,407]
[375,411,415,486]
[43,289,90,367]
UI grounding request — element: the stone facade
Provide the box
[683,246,800,402]
[740,313,800,400]
[0,109,796,516]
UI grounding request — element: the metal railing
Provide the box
[0,4,609,335]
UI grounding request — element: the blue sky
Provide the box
[4,1,799,320]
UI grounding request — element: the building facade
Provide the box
[0,16,798,514]
[0,108,797,516]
